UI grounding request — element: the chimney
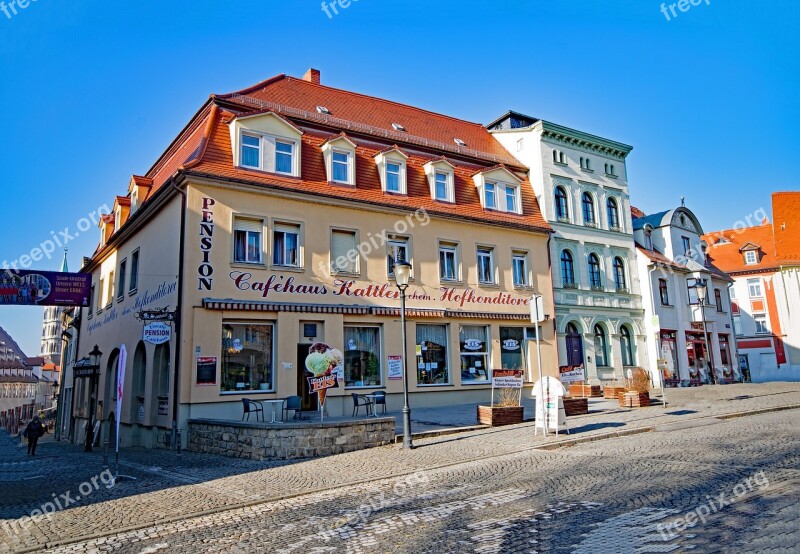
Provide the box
[303,68,321,85]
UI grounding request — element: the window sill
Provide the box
[237,165,300,179]
[562,283,579,290]
[478,282,500,288]
[417,383,454,388]
[128,288,138,297]
[345,385,386,390]
[461,380,491,385]
[513,284,534,291]
[329,180,355,187]
[383,189,408,196]
[581,168,594,174]
[116,296,124,304]
[270,265,304,273]
[556,217,571,224]
[660,303,675,309]
[440,278,463,285]
[331,270,361,278]
[554,161,568,167]
[605,173,619,179]
[231,262,266,269]
[220,390,276,396]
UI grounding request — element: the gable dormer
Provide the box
[740,242,761,265]
[472,165,523,214]
[128,176,153,214]
[99,213,115,245]
[113,196,131,232]
[229,111,303,176]
[374,146,409,195]
[321,133,357,185]
[423,157,456,202]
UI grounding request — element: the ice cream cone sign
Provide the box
[305,342,344,418]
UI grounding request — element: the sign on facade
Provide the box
[387,355,403,380]
[492,369,524,388]
[0,270,91,307]
[143,322,172,345]
[196,357,217,385]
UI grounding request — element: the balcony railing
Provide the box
[557,216,571,224]
[616,287,630,294]
[590,285,605,292]
[563,282,579,290]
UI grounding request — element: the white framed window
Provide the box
[275,140,294,174]
[439,242,459,282]
[331,229,358,274]
[505,186,518,213]
[97,278,104,312]
[387,237,409,278]
[238,131,299,176]
[272,223,301,267]
[460,325,490,383]
[241,134,261,168]
[744,250,758,265]
[754,314,769,334]
[747,278,762,298]
[733,315,743,336]
[477,247,495,285]
[386,162,403,193]
[484,182,497,209]
[234,217,263,264]
[512,252,528,287]
[221,322,274,393]
[332,150,352,183]
[434,172,452,202]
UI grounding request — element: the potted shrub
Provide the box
[620,367,651,408]
[477,388,524,426]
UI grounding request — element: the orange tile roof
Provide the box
[132,72,550,234]
[630,205,646,219]
[772,191,800,264]
[702,223,778,274]
[635,243,688,271]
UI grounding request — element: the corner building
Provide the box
[75,70,557,448]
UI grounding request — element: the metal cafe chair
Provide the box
[241,398,264,422]
[351,393,373,417]
[283,395,303,421]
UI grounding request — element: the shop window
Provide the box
[416,324,449,385]
[500,327,525,371]
[344,326,382,388]
[221,323,274,392]
[460,326,489,383]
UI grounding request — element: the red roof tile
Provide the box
[630,206,646,219]
[635,243,688,271]
[772,191,800,264]
[702,223,778,274]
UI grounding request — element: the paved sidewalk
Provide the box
[1,382,799,553]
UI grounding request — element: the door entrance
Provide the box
[297,344,318,412]
[565,323,584,367]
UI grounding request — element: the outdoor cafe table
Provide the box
[262,399,285,423]
[364,394,382,418]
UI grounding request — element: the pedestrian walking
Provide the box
[24,416,45,455]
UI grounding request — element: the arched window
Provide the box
[620,326,634,366]
[555,187,569,219]
[553,150,558,163]
[588,254,602,288]
[560,250,575,286]
[585,158,591,170]
[610,164,615,175]
[645,230,653,250]
[613,257,627,290]
[559,152,566,164]
[566,322,579,335]
[582,192,595,225]
[580,157,584,168]
[594,325,608,367]
[607,198,619,230]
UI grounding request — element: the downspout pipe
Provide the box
[170,179,187,449]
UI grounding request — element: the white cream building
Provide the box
[489,113,646,383]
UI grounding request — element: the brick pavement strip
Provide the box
[0,382,799,553]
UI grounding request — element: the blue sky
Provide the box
[0,0,797,355]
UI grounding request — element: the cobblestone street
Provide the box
[2,383,799,553]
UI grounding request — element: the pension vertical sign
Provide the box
[198,197,215,291]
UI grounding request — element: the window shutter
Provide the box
[234,218,263,233]
[332,230,357,272]
[274,222,299,234]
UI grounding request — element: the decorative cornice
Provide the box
[539,121,632,160]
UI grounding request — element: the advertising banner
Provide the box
[305,342,344,419]
[0,270,91,307]
[558,366,584,385]
[387,355,403,380]
[492,369,524,389]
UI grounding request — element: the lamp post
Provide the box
[393,260,413,449]
[82,345,103,452]
[694,281,714,385]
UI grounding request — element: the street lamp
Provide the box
[694,280,714,385]
[393,260,413,449]
[81,345,103,452]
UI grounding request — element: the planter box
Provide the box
[604,386,626,399]
[477,405,524,426]
[562,397,589,416]
[569,383,603,398]
[619,391,650,408]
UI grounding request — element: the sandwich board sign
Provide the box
[532,376,569,436]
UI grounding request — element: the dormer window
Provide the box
[131,188,139,212]
[230,112,303,177]
[375,147,408,195]
[423,158,455,202]
[745,250,758,264]
[473,167,523,215]
[322,134,357,186]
